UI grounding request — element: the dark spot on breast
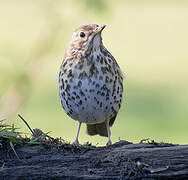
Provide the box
[101,92,105,96]
[89,89,95,93]
[99,76,103,80]
[101,84,107,90]
[105,76,109,83]
[100,102,103,108]
[65,84,70,92]
[79,90,85,96]
[111,106,116,113]
[89,63,97,76]
[110,69,114,76]
[101,67,106,74]
[67,69,73,78]
[100,57,103,64]
[62,61,67,68]
[65,100,69,107]
[61,79,64,89]
[69,63,73,67]
[96,83,100,88]
[90,54,94,61]
[104,50,108,56]
[76,95,80,99]
[78,64,83,70]
[79,100,82,105]
[78,71,87,79]
[78,58,84,64]
[78,81,82,87]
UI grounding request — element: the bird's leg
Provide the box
[73,122,82,145]
[106,120,112,146]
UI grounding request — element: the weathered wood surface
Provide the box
[1,140,188,179]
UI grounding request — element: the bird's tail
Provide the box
[86,122,110,137]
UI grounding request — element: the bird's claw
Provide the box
[73,139,80,146]
[106,140,112,146]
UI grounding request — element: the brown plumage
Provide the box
[87,113,117,137]
[58,24,124,145]
[87,122,108,137]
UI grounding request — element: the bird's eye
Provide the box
[80,32,85,38]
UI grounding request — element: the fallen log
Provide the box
[1,140,188,179]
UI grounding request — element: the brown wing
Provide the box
[109,113,117,127]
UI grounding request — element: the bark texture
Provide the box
[1,140,188,180]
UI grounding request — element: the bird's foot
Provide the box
[106,140,112,146]
[73,139,80,146]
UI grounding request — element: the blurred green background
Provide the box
[0,0,188,145]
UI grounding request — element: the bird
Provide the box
[58,24,124,145]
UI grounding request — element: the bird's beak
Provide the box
[94,25,106,34]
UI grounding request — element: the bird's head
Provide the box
[66,24,106,57]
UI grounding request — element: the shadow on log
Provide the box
[1,140,188,179]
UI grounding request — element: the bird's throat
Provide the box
[92,34,102,50]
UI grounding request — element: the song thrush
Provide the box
[59,24,124,145]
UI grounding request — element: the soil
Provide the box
[0,140,188,180]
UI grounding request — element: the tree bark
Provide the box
[1,140,188,179]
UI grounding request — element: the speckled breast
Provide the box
[59,52,123,124]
